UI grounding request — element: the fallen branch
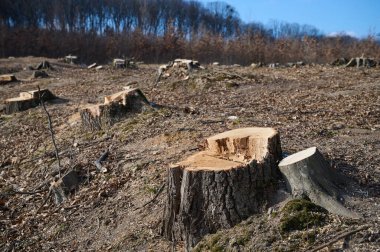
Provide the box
[309,225,370,252]
[38,85,61,178]
[1,188,47,196]
[34,189,52,217]
[92,217,101,236]
[135,183,165,210]
[94,149,109,172]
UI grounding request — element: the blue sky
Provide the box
[201,0,380,38]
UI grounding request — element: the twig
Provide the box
[34,189,52,217]
[1,188,47,196]
[38,85,61,178]
[308,225,370,252]
[135,183,165,210]
[94,149,109,172]
[92,217,100,236]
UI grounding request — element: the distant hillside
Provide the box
[0,0,379,63]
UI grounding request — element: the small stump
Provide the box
[30,70,49,79]
[162,127,282,250]
[80,88,150,130]
[65,55,77,64]
[36,60,52,70]
[0,74,17,85]
[5,89,55,114]
[113,59,126,68]
[278,147,359,218]
[50,170,80,204]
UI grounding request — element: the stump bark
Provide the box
[162,127,282,250]
[80,88,150,130]
[278,147,360,219]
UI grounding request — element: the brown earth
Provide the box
[0,57,379,251]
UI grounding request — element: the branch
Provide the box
[0,188,47,196]
[135,183,165,210]
[94,149,109,172]
[309,225,370,252]
[38,86,61,178]
[34,189,52,217]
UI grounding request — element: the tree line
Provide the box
[0,0,379,64]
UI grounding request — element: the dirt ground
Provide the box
[0,57,379,251]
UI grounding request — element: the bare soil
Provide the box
[0,57,379,251]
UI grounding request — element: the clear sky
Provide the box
[200,0,380,38]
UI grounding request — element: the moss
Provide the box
[210,245,224,252]
[225,82,239,88]
[302,231,316,245]
[279,199,328,233]
[144,185,159,194]
[0,114,13,122]
[236,234,250,246]
[193,233,223,252]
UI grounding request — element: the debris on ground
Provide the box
[0,57,379,252]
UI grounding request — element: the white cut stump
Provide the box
[278,147,360,219]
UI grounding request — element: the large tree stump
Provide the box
[162,127,282,251]
[5,89,55,114]
[80,88,150,130]
[278,147,360,219]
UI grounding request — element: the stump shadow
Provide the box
[332,158,379,198]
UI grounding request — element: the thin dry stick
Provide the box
[38,86,61,178]
[134,183,165,210]
[309,225,370,252]
[1,188,47,196]
[34,189,52,217]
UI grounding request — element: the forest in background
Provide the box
[1,0,380,64]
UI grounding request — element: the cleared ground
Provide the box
[0,57,379,251]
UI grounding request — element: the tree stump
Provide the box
[65,55,77,64]
[5,97,38,114]
[5,89,55,114]
[30,70,49,79]
[0,74,17,85]
[36,60,52,70]
[80,88,150,130]
[331,58,348,66]
[162,127,282,251]
[19,89,55,100]
[345,57,377,68]
[113,59,126,68]
[50,170,80,204]
[278,147,360,219]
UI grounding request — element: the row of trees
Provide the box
[0,0,379,64]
